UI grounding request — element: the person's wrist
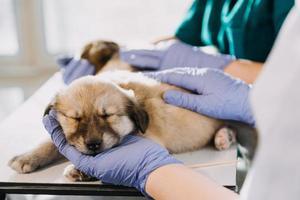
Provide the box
[217,54,235,70]
[224,60,263,84]
[224,60,243,76]
[136,153,182,197]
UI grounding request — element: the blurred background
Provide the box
[0,0,192,121]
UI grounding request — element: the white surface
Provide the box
[0,73,236,186]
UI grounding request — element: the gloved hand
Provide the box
[120,41,234,70]
[145,68,255,125]
[43,110,181,197]
[56,55,96,85]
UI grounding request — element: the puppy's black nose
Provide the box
[86,141,101,152]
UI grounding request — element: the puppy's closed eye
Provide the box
[58,111,81,122]
[72,117,82,122]
[98,112,113,119]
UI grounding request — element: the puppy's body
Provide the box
[92,50,226,153]
[9,40,242,180]
[88,70,223,153]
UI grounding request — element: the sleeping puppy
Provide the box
[9,40,245,181]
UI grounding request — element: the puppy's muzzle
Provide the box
[85,140,102,152]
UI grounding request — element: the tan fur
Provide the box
[8,140,63,173]
[84,41,225,153]
[95,70,223,153]
[53,71,223,154]
[53,77,139,155]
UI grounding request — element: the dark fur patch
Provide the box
[127,101,149,133]
[43,95,58,116]
[43,103,53,116]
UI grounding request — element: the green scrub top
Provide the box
[175,0,294,62]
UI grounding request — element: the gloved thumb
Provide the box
[120,49,164,69]
[42,113,93,169]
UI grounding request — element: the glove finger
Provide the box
[48,109,57,118]
[81,59,96,75]
[42,113,60,134]
[164,90,221,119]
[63,59,81,83]
[147,68,207,93]
[42,114,94,171]
[64,59,95,84]
[56,56,74,69]
[164,41,234,70]
[163,90,202,112]
[69,59,92,78]
[42,115,67,150]
[120,49,164,69]
[61,144,94,172]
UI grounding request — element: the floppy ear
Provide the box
[128,102,149,134]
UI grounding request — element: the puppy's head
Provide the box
[45,76,148,155]
[81,40,119,72]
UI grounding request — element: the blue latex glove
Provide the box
[43,110,181,197]
[145,68,255,125]
[56,55,96,85]
[120,41,234,70]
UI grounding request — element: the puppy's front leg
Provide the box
[8,140,63,173]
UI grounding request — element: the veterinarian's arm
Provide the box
[146,164,238,200]
[146,68,255,125]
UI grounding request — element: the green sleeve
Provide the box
[175,0,208,46]
[273,0,294,35]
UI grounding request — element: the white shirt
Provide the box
[241,1,300,199]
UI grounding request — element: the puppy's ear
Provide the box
[128,102,149,134]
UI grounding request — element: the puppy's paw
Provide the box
[8,154,39,173]
[63,164,96,182]
[214,127,236,151]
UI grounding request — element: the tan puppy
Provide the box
[9,40,241,181]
